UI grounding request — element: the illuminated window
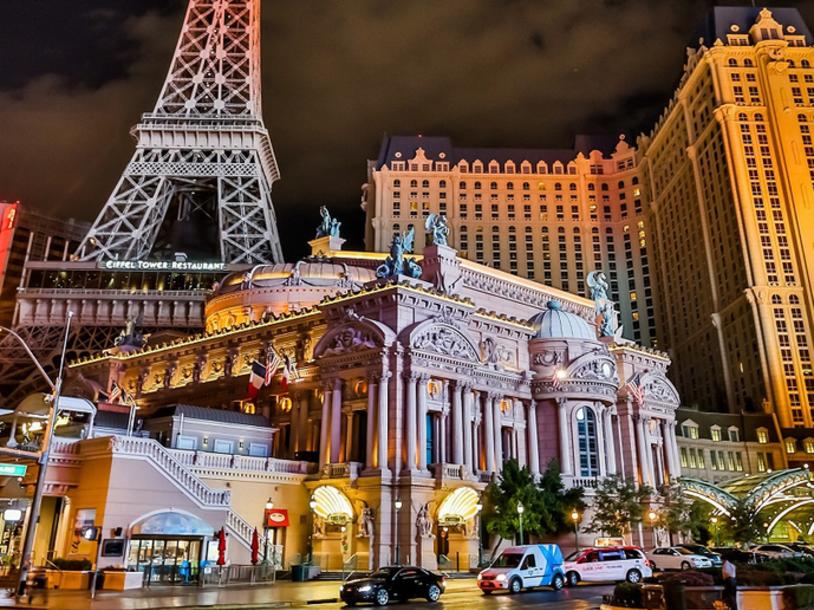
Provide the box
[576,407,599,477]
[711,426,722,442]
[786,438,797,454]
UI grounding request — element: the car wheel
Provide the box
[509,577,523,594]
[552,574,565,591]
[426,584,442,602]
[566,571,580,587]
[375,588,390,606]
[680,561,691,571]
[482,590,492,595]
[626,569,642,584]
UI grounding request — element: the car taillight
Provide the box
[645,560,654,568]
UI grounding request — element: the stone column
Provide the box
[298,393,310,457]
[330,378,343,464]
[366,378,377,469]
[635,416,653,487]
[378,372,391,471]
[463,385,474,474]
[557,399,573,476]
[604,409,617,475]
[319,383,332,467]
[527,402,540,477]
[405,373,418,471]
[516,400,526,468]
[452,382,464,465]
[418,375,429,471]
[493,395,503,470]
[484,393,496,473]
[343,410,354,462]
[595,406,608,476]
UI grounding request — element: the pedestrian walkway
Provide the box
[0,578,477,610]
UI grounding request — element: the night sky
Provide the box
[2,1,814,260]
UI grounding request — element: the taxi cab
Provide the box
[563,546,652,586]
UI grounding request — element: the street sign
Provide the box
[0,464,27,477]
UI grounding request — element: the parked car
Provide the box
[787,543,814,558]
[676,544,723,567]
[339,566,445,606]
[647,547,713,571]
[477,544,566,594]
[711,547,765,565]
[563,546,653,585]
[751,544,804,559]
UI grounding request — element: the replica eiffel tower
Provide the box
[78,0,283,264]
[0,0,283,403]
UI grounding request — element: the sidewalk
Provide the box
[0,578,477,610]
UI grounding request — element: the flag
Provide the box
[265,349,283,385]
[281,353,300,389]
[626,377,646,407]
[247,361,267,399]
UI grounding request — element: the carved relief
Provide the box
[412,325,479,360]
[321,327,378,356]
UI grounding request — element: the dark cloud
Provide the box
[2,1,814,259]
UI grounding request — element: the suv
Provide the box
[676,544,722,567]
[751,544,803,559]
[563,546,653,586]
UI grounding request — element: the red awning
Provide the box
[265,508,289,528]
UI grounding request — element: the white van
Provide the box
[477,544,565,594]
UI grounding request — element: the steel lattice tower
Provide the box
[78,0,283,264]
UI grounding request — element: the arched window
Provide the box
[522,182,530,190]
[394,179,401,188]
[569,183,577,191]
[422,180,430,188]
[755,113,764,121]
[803,59,811,68]
[410,180,418,188]
[459,181,466,189]
[744,59,754,67]
[771,294,782,304]
[728,58,738,67]
[439,180,447,188]
[576,407,599,477]
[474,181,482,190]
[490,181,498,190]
[601,183,609,192]
[632,176,639,185]
[507,182,514,190]
[554,182,563,191]
[618,180,626,189]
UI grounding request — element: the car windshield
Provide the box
[492,553,524,568]
[370,567,399,579]
[684,545,710,554]
[564,551,581,561]
[675,548,695,555]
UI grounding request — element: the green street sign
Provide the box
[0,464,27,477]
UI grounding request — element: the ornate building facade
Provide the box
[12,232,682,572]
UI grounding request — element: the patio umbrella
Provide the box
[216,527,227,566]
[250,527,260,565]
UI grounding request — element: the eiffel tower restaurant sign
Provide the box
[99,260,227,272]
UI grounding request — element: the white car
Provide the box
[564,546,653,585]
[647,547,713,571]
[751,544,803,559]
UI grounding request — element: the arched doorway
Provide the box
[310,485,355,571]
[436,487,481,572]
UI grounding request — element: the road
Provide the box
[0,579,612,610]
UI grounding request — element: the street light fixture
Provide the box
[517,502,525,545]
[710,516,719,546]
[307,498,318,564]
[571,510,580,551]
[263,498,273,564]
[6,312,73,602]
[648,510,658,547]
[394,498,403,565]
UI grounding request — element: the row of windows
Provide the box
[680,421,769,444]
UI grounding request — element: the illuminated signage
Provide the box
[2,509,22,522]
[3,205,16,231]
[0,464,27,477]
[99,260,226,272]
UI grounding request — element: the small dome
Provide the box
[529,300,596,340]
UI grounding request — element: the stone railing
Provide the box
[111,436,231,507]
[167,449,314,475]
[433,463,467,480]
[322,462,362,480]
[570,476,599,489]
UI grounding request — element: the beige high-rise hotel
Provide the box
[363,7,814,430]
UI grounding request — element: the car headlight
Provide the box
[496,574,507,582]
[477,574,483,580]
[358,585,372,593]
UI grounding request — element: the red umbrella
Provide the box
[216,527,227,566]
[250,528,260,565]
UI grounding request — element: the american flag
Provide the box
[626,377,646,407]
[265,348,283,385]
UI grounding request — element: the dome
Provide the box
[529,300,596,340]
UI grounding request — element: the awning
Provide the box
[265,508,289,528]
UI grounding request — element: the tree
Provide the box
[721,498,762,545]
[585,475,652,538]
[656,484,698,543]
[482,459,584,549]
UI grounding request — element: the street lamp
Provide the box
[475,503,483,565]
[763,521,770,544]
[648,510,658,547]
[263,498,273,564]
[571,510,580,551]
[5,312,73,602]
[517,503,525,545]
[710,516,719,547]
[307,498,317,564]
[394,498,403,565]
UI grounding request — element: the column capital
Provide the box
[405,371,419,383]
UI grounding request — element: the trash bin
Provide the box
[663,582,687,610]
[291,564,306,582]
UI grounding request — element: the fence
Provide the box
[143,563,276,587]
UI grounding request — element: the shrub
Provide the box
[51,558,92,571]
[783,584,814,610]
[658,571,715,586]
[611,582,644,608]
[737,569,787,587]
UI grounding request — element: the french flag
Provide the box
[247,361,267,400]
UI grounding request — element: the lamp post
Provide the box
[571,510,580,551]
[475,503,483,566]
[394,498,403,565]
[263,498,273,564]
[517,502,525,545]
[648,510,658,547]
[307,498,317,564]
[7,312,73,602]
[710,516,719,547]
[763,521,770,544]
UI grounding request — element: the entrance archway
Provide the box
[436,487,481,572]
[310,485,355,571]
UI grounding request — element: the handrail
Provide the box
[342,553,359,581]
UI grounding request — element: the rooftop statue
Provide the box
[376,234,421,280]
[402,225,416,253]
[587,271,622,339]
[114,317,145,350]
[316,205,341,239]
[425,213,449,247]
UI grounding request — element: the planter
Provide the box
[101,571,144,591]
[45,570,91,590]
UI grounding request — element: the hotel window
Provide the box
[680,447,688,468]
[710,426,722,442]
[786,438,797,454]
[726,452,736,471]
[688,449,698,469]
[734,453,743,471]
[757,452,767,472]
[710,451,718,470]
[728,427,740,442]
[806,439,814,454]
[682,423,699,440]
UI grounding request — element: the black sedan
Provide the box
[340,566,446,606]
